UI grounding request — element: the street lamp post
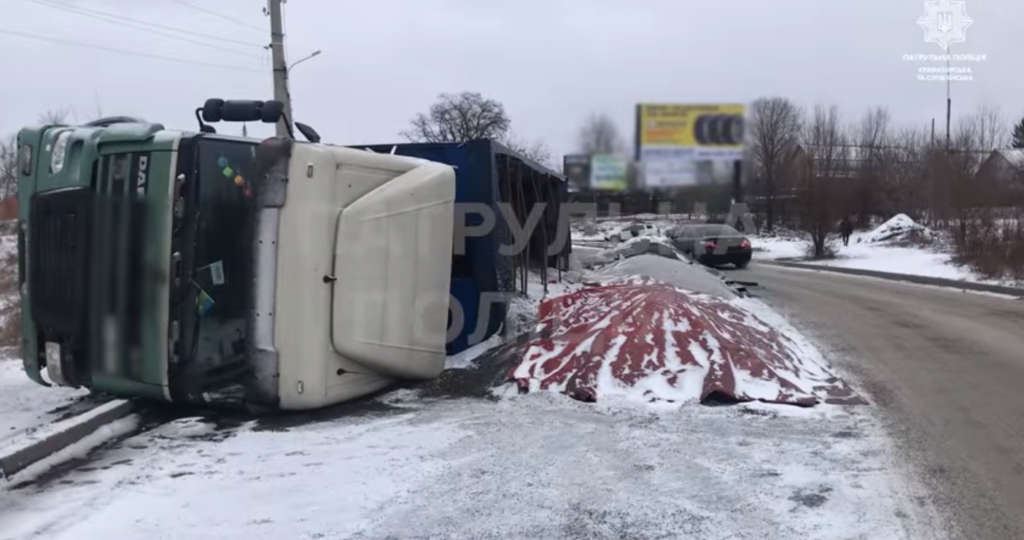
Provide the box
[289,49,322,73]
[283,50,321,132]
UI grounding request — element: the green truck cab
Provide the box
[16,100,457,411]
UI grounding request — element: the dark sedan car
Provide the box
[667,224,752,268]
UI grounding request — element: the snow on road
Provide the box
[0,359,89,446]
[0,391,944,540]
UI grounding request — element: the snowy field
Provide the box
[753,232,1011,283]
[749,215,1020,288]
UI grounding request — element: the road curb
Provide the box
[0,399,135,479]
[762,260,1024,297]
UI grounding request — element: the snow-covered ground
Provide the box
[0,358,90,446]
[752,216,1020,287]
[755,232,981,279]
[1,388,945,540]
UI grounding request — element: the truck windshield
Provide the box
[178,138,258,404]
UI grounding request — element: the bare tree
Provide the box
[401,92,511,143]
[577,113,623,155]
[402,91,552,168]
[851,106,893,226]
[970,104,1007,152]
[798,104,847,258]
[37,108,71,125]
[750,97,802,232]
[885,127,930,220]
[0,135,17,201]
[502,132,552,168]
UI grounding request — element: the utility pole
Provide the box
[945,44,952,151]
[268,0,292,137]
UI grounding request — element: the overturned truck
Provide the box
[15,99,465,411]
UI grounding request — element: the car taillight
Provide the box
[741,239,751,248]
[703,242,717,249]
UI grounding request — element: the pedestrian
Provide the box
[840,216,853,247]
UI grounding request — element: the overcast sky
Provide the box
[2,0,1021,159]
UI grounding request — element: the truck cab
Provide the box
[16,102,456,411]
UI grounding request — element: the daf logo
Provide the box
[136,155,148,195]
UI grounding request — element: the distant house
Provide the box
[975,148,1024,184]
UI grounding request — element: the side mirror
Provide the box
[295,122,321,143]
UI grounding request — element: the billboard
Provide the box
[636,103,746,188]
[588,154,628,191]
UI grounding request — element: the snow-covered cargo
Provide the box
[510,276,864,406]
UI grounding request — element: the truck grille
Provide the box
[29,188,93,338]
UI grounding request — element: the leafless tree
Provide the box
[577,113,623,155]
[750,97,802,232]
[970,104,1007,152]
[37,108,71,125]
[884,127,930,220]
[0,135,17,201]
[402,91,552,168]
[851,106,893,226]
[401,92,511,143]
[502,132,553,168]
[798,104,847,258]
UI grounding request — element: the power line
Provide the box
[162,0,266,33]
[26,0,264,60]
[0,28,263,73]
[18,0,266,48]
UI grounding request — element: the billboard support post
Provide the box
[732,160,743,203]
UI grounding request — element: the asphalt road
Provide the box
[745,263,1024,540]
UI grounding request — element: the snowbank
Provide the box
[860,214,932,244]
[510,276,864,406]
[751,235,807,260]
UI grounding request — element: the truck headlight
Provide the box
[50,130,71,173]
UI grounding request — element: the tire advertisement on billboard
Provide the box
[636,103,746,188]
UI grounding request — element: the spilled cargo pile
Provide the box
[510,276,864,406]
